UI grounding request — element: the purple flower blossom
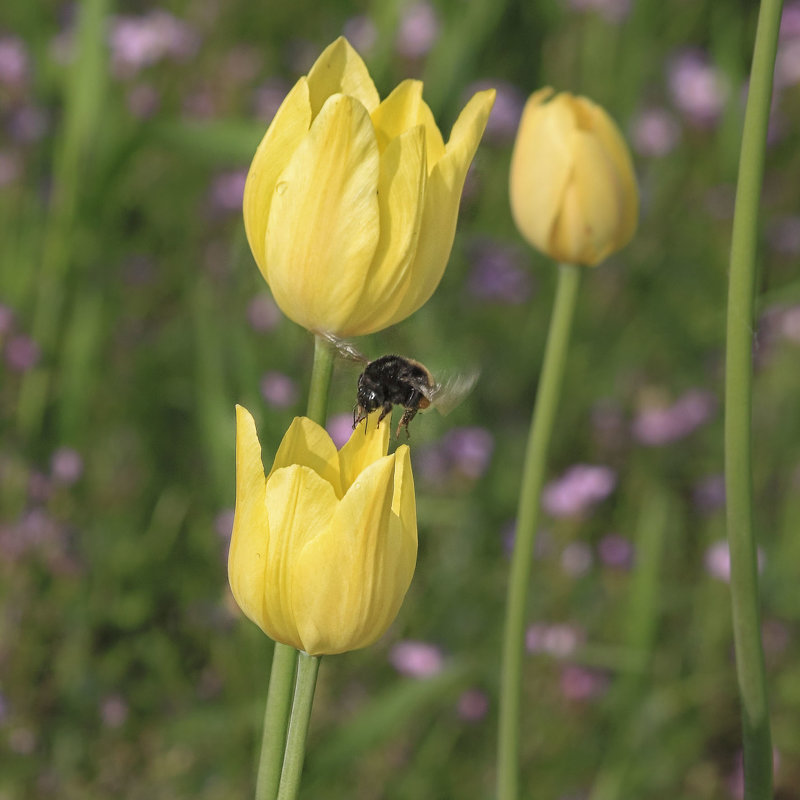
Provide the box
[253,78,291,123]
[5,334,40,372]
[542,464,616,518]
[100,694,129,728]
[705,539,765,583]
[395,1,439,60]
[692,474,726,513]
[667,50,729,127]
[781,1,800,38]
[342,15,378,56]
[389,640,444,678]
[209,170,247,214]
[327,413,355,449]
[467,240,533,304]
[260,371,299,409]
[560,665,609,701]
[214,509,235,540]
[631,108,681,157]
[443,427,494,479]
[9,106,47,143]
[0,303,14,334]
[457,689,489,721]
[767,216,800,256]
[109,11,198,78]
[526,623,584,658]
[776,37,800,87]
[50,448,83,485]
[598,533,634,569]
[247,294,281,333]
[0,36,29,86]
[465,80,525,145]
[632,389,716,446]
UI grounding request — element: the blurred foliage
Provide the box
[1,0,800,798]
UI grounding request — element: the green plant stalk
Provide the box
[277,652,322,800]
[497,263,582,800]
[724,1,782,797]
[254,334,335,800]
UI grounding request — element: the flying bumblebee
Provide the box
[321,334,478,438]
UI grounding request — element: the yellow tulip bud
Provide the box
[243,37,495,337]
[228,405,417,656]
[509,88,639,266]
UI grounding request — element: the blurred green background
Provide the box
[2,0,800,797]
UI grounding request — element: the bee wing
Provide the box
[425,369,480,416]
[317,331,369,364]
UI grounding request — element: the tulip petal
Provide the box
[509,88,577,255]
[576,97,639,249]
[553,130,621,265]
[265,93,381,334]
[269,416,343,499]
[262,464,339,648]
[371,80,445,165]
[340,126,428,335]
[385,443,418,602]
[243,78,312,276]
[386,88,495,324]
[291,455,401,655]
[307,36,380,117]
[228,406,272,633]
[338,410,390,493]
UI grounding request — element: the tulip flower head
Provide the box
[509,88,638,266]
[243,37,495,337]
[228,406,417,656]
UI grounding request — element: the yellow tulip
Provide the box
[243,37,495,337]
[509,88,639,266]
[228,405,417,656]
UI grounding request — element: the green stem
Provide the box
[277,653,321,800]
[497,263,582,800]
[724,1,782,797]
[254,333,335,800]
[255,645,298,800]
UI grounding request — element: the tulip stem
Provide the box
[307,334,337,425]
[276,653,321,800]
[497,262,582,800]
[255,333,335,799]
[255,644,297,800]
[724,0,782,797]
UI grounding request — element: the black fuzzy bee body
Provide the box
[354,355,433,437]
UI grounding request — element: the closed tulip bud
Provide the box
[243,37,495,337]
[509,88,638,266]
[228,405,417,656]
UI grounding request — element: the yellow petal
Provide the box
[291,455,398,655]
[265,93,381,334]
[338,410,390,493]
[268,416,343,498]
[509,88,576,254]
[243,78,312,276]
[576,97,639,249]
[386,88,496,324]
[338,126,428,335]
[552,130,621,265]
[228,406,271,632]
[371,80,445,165]
[261,464,339,648]
[385,443,418,603]
[307,36,380,117]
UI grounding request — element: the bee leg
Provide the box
[353,404,367,431]
[376,402,393,430]
[396,407,417,439]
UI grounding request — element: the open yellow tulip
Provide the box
[509,88,638,266]
[243,36,495,337]
[228,406,417,656]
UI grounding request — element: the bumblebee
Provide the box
[319,333,477,438]
[354,355,436,436]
